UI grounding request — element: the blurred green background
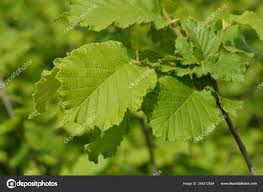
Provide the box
[0,0,262,175]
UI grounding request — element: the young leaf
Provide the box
[160,65,201,77]
[223,25,254,56]
[175,36,198,65]
[203,53,246,82]
[182,19,221,59]
[66,0,166,31]
[150,76,220,142]
[29,68,60,119]
[56,41,157,131]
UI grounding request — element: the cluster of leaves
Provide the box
[30,0,263,165]
[0,0,263,175]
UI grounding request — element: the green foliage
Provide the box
[29,0,262,169]
[175,36,198,65]
[219,96,244,116]
[56,41,157,130]
[66,0,166,31]
[85,115,130,163]
[150,76,220,142]
[1,0,263,176]
[222,25,254,56]
[30,68,60,119]
[230,11,263,42]
[182,19,221,59]
[202,53,247,82]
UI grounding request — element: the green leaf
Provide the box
[158,58,203,78]
[203,53,246,82]
[66,0,166,31]
[182,19,221,59]
[173,67,199,77]
[159,65,176,73]
[175,36,197,65]
[85,116,129,163]
[223,25,254,56]
[230,11,263,42]
[68,155,108,175]
[160,65,200,77]
[57,41,157,131]
[219,96,244,116]
[150,76,220,142]
[141,84,160,122]
[29,68,60,119]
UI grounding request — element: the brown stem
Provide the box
[211,78,256,175]
[138,116,158,175]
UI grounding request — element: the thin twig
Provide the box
[0,75,15,118]
[129,50,141,65]
[134,52,157,175]
[162,8,182,37]
[217,100,257,175]
[138,115,158,175]
[211,78,256,175]
[135,50,139,61]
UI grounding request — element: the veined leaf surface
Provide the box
[66,0,166,31]
[203,53,246,82]
[150,76,220,142]
[182,19,220,59]
[29,68,60,119]
[57,41,157,130]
